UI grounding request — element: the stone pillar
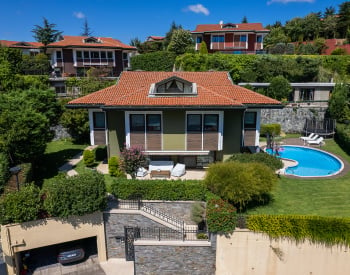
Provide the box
[293,88,300,102]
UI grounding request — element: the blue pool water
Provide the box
[266,145,343,177]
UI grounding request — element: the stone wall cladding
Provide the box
[134,235,216,275]
[104,212,170,258]
[261,106,327,133]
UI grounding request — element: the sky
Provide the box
[0,0,346,45]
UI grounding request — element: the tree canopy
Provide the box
[32,17,63,51]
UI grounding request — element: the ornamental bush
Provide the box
[83,149,95,167]
[205,162,278,210]
[110,178,206,201]
[226,152,283,171]
[120,146,146,179]
[247,214,350,247]
[260,123,281,136]
[131,51,176,71]
[42,171,107,218]
[108,156,125,178]
[206,198,237,233]
[0,184,42,224]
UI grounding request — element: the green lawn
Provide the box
[34,140,87,184]
[247,139,350,217]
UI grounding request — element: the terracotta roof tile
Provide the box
[192,23,270,33]
[68,71,281,108]
[0,40,43,48]
[47,35,135,50]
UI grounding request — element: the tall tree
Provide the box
[163,21,182,49]
[81,18,93,36]
[241,16,248,23]
[285,17,305,42]
[263,27,288,51]
[337,1,350,38]
[32,18,63,52]
[167,29,194,55]
[324,6,336,18]
[328,83,350,123]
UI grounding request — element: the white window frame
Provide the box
[185,111,223,151]
[89,109,108,146]
[125,111,163,150]
[243,110,261,147]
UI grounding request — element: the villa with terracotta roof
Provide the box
[191,22,270,54]
[45,35,136,77]
[68,71,281,167]
[0,40,43,56]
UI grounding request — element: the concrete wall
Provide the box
[134,235,216,275]
[216,230,350,275]
[1,212,106,275]
[261,106,327,133]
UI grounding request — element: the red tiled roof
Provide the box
[0,40,43,48]
[47,35,135,50]
[323,39,350,55]
[68,71,281,108]
[192,23,270,33]
[147,36,165,41]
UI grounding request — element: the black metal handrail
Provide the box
[133,227,210,242]
[116,199,185,231]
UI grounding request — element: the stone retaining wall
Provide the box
[261,106,327,133]
[134,235,216,275]
[104,212,170,258]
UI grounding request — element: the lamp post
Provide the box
[9,166,21,191]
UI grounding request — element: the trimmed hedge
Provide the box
[247,214,350,247]
[42,171,107,218]
[131,51,177,71]
[206,197,237,233]
[110,178,206,201]
[335,123,350,155]
[260,123,281,136]
[83,149,95,167]
[226,152,283,171]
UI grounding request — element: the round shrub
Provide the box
[205,161,278,210]
[83,149,95,167]
[226,152,283,171]
[0,184,42,224]
[108,156,125,177]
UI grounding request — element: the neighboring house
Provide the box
[46,35,136,77]
[191,22,270,54]
[146,36,165,42]
[239,82,335,107]
[0,40,43,55]
[68,71,281,167]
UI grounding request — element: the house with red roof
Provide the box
[0,40,43,56]
[46,35,136,77]
[68,71,281,167]
[191,22,270,54]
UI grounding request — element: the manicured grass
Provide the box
[34,140,87,183]
[247,139,350,217]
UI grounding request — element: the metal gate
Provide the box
[124,227,137,261]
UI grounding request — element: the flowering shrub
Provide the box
[206,198,237,233]
[120,146,146,179]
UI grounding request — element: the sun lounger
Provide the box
[300,133,316,141]
[171,163,186,177]
[307,137,324,146]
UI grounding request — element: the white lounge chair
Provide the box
[300,133,316,141]
[171,163,186,177]
[307,137,324,146]
[136,167,148,177]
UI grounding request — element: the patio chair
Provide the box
[306,137,324,146]
[300,133,316,141]
[136,167,148,177]
[171,163,186,177]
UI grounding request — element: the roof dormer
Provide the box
[83,37,102,44]
[222,23,238,29]
[149,76,197,96]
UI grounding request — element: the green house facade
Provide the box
[70,71,281,167]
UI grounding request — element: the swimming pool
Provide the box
[266,145,344,177]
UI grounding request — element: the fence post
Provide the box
[138,199,141,210]
[158,228,161,241]
[182,221,185,242]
